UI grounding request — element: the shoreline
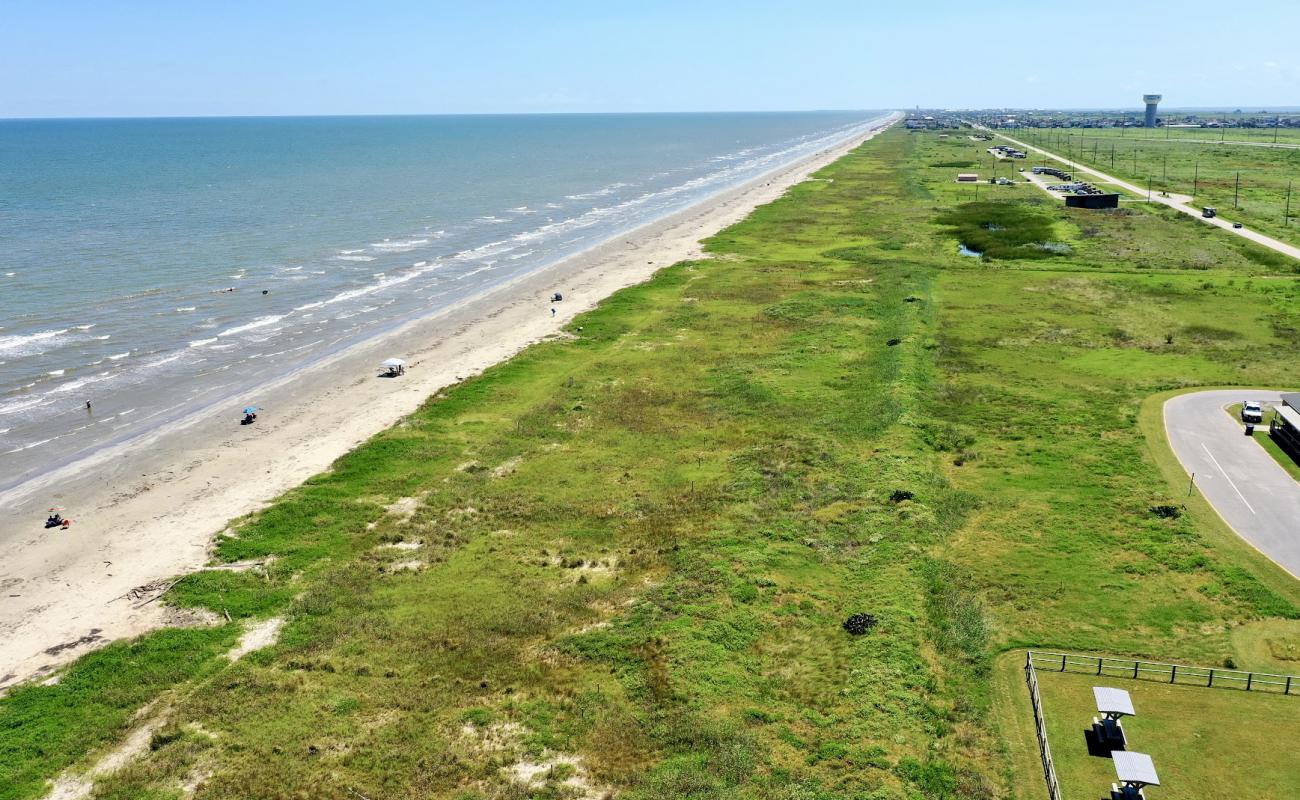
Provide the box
[0,111,900,691]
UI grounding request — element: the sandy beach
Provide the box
[0,112,899,691]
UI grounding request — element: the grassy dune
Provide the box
[3,127,1299,800]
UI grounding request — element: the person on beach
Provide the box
[551,307,556,317]
[85,400,91,412]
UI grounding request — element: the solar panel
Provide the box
[1093,686,1136,717]
[1113,751,1160,786]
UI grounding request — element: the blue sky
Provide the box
[3,0,1297,118]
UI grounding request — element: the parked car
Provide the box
[1241,401,1264,424]
[1233,222,1243,229]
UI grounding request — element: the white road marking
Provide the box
[1201,442,1256,515]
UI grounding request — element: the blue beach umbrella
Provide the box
[243,406,259,415]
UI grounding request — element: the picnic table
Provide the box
[1094,686,1136,719]
[1092,686,1135,751]
[1111,750,1159,799]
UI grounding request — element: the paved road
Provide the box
[1164,390,1300,578]
[968,125,1300,264]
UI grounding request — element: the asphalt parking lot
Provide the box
[1164,390,1300,578]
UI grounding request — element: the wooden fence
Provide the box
[1028,650,1298,695]
[1023,649,1300,800]
[1023,653,1064,800]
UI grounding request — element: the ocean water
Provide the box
[0,111,886,493]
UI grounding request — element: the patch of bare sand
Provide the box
[44,704,165,800]
[226,616,285,661]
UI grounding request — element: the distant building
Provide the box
[1065,193,1120,209]
[956,173,979,182]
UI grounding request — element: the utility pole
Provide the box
[1111,142,1115,169]
[1133,147,1138,174]
[1287,180,1293,226]
[1193,161,1199,201]
[1163,155,1168,185]
[1147,175,1153,202]
[1234,171,1240,208]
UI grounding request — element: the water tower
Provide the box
[1143,94,1162,128]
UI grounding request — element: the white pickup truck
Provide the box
[1241,401,1264,424]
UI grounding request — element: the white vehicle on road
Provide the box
[1241,401,1264,424]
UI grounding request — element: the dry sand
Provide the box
[0,113,900,691]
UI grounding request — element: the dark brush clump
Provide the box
[889,489,914,503]
[843,614,878,635]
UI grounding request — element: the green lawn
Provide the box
[1035,667,1300,798]
[4,126,1300,800]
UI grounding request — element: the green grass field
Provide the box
[3,126,1299,800]
[1015,124,1300,147]
[1011,127,1300,249]
[1036,667,1300,798]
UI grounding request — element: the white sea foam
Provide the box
[3,272,14,277]
[0,397,50,417]
[107,352,130,361]
[280,266,303,272]
[413,261,428,267]
[142,354,182,368]
[371,238,429,251]
[73,324,96,331]
[47,370,65,376]
[189,337,219,348]
[336,255,376,262]
[7,436,58,454]
[506,250,534,260]
[93,335,111,340]
[453,239,516,261]
[51,371,118,394]
[564,182,631,201]
[176,306,197,312]
[294,301,325,311]
[218,315,286,338]
[455,265,494,281]
[0,328,70,357]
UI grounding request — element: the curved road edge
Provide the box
[1163,389,1300,579]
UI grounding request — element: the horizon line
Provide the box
[0,108,889,123]
[3,105,1298,122]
